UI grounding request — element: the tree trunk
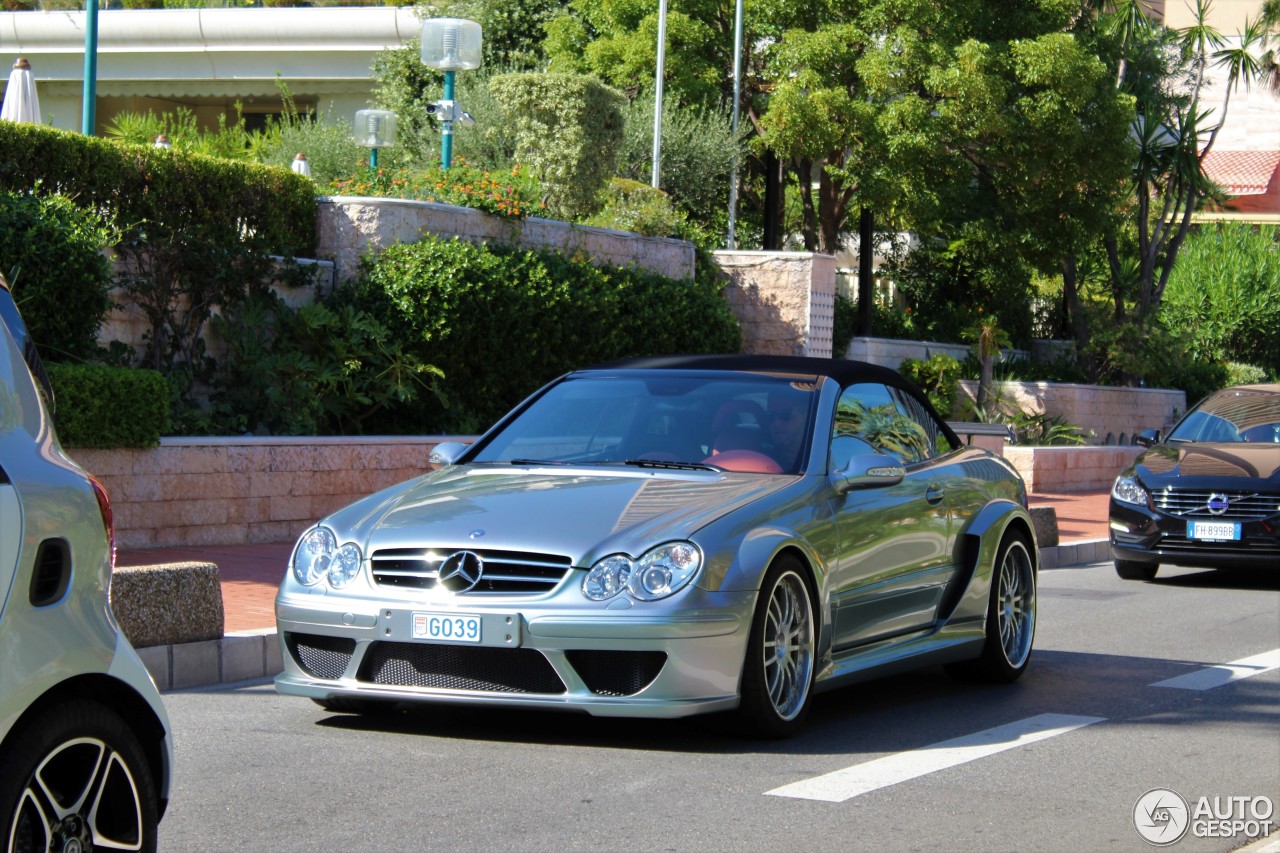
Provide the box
[856,207,875,337]
[763,150,784,250]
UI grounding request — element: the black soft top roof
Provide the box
[583,354,913,389]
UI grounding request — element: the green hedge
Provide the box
[0,122,316,258]
[46,363,170,448]
[345,236,741,433]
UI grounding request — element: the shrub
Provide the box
[899,354,963,416]
[46,363,170,448]
[0,192,115,362]
[326,161,543,219]
[585,178,686,237]
[488,73,626,221]
[345,235,740,432]
[1161,223,1280,376]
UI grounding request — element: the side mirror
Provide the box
[428,441,468,467]
[1135,428,1160,448]
[831,452,905,494]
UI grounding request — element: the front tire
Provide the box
[1115,560,1158,581]
[948,532,1036,684]
[0,698,159,853]
[736,555,816,738]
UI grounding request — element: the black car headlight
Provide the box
[292,527,364,589]
[583,542,702,602]
[1111,475,1149,507]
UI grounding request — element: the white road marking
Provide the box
[765,713,1105,803]
[1150,648,1280,691]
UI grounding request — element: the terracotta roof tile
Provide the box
[1202,150,1280,195]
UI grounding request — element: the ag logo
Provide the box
[1135,788,1190,846]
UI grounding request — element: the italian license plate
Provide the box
[413,611,482,644]
[1187,520,1240,541]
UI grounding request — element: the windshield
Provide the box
[1167,390,1280,444]
[470,372,820,474]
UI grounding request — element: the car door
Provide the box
[827,382,955,649]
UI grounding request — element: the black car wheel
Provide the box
[737,555,816,738]
[948,532,1036,684]
[1115,559,1159,581]
[0,698,158,853]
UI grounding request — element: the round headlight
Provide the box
[583,555,632,601]
[293,527,337,586]
[328,542,363,588]
[627,542,701,601]
[1111,475,1149,507]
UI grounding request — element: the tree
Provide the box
[1064,0,1275,380]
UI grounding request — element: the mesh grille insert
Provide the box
[287,633,356,680]
[566,651,667,696]
[358,642,566,694]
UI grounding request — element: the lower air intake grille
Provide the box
[358,642,566,694]
[566,651,667,696]
[287,633,356,680]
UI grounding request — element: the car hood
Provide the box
[326,465,798,564]
[1133,443,1280,490]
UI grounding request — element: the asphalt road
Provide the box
[158,562,1280,853]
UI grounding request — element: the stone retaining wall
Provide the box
[1001,445,1142,492]
[71,437,459,550]
[316,197,697,285]
[957,380,1184,446]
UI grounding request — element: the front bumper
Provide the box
[274,587,756,718]
[1108,498,1280,570]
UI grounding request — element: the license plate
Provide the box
[413,611,482,644]
[1187,520,1240,541]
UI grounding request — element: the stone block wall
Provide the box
[316,197,697,285]
[714,251,836,358]
[1001,446,1142,492]
[957,380,1185,445]
[70,437,457,550]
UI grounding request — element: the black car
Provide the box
[1109,384,1280,580]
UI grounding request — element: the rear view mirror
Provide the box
[1135,428,1160,448]
[428,441,467,467]
[832,453,905,494]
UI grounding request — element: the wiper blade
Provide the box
[624,459,720,472]
[509,458,569,466]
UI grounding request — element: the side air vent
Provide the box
[29,539,71,607]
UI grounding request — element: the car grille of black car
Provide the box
[358,641,567,694]
[1152,489,1280,520]
[369,548,574,595]
[287,633,356,680]
[565,651,667,697]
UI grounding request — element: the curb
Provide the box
[140,542,1113,693]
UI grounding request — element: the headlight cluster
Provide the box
[1111,475,1149,507]
[582,542,702,602]
[292,527,363,589]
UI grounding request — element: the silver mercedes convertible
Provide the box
[275,355,1038,737]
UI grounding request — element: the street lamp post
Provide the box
[420,18,482,170]
[354,109,396,172]
[82,0,98,134]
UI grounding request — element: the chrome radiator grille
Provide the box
[1152,489,1280,520]
[370,548,573,594]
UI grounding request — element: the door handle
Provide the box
[925,485,945,504]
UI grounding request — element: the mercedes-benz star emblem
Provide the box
[437,550,484,593]
[1206,493,1230,516]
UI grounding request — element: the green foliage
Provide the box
[46,363,170,448]
[0,192,115,362]
[488,73,626,220]
[326,161,544,219]
[1005,411,1088,446]
[1160,223,1280,377]
[898,354,963,417]
[584,178,685,237]
[195,290,444,436]
[616,92,744,234]
[885,239,1035,346]
[1225,362,1273,386]
[346,235,740,432]
[104,106,253,160]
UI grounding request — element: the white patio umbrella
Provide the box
[291,152,312,178]
[1,58,41,124]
